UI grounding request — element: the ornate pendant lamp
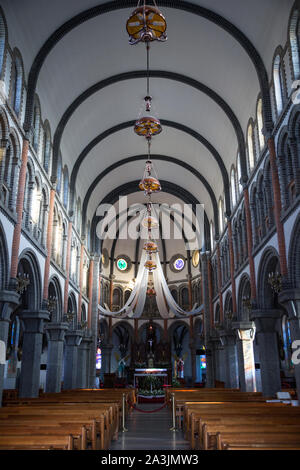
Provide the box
[126,1,167,45]
[126,1,167,275]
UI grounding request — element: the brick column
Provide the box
[88,257,94,329]
[63,221,73,314]
[207,257,214,328]
[10,138,29,281]
[77,242,85,322]
[243,187,257,301]
[216,243,224,323]
[87,257,94,329]
[42,186,56,306]
[227,220,237,315]
[267,136,288,277]
[0,139,8,201]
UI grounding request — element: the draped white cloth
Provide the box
[98,247,202,319]
[99,250,148,317]
[153,252,202,317]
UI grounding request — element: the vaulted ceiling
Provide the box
[2,0,294,258]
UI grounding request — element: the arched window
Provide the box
[236,153,243,195]
[181,287,189,309]
[31,177,41,225]
[62,165,69,209]
[56,153,62,195]
[210,220,214,251]
[43,124,51,174]
[214,304,220,324]
[10,53,22,117]
[76,197,82,235]
[218,198,224,234]
[32,99,41,154]
[290,10,300,80]
[230,167,237,208]
[257,99,265,151]
[247,123,255,171]
[273,55,284,115]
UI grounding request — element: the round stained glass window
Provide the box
[173,258,185,271]
[117,258,128,271]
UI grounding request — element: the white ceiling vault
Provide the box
[2,0,294,257]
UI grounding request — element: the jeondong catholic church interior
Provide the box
[0,0,300,452]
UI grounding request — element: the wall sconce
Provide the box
[47,296,57,315]
[268,271,282,294]
[79,320,88,330]
[16,273,30,294]
[64,310,75,323]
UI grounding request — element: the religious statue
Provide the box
[115,352,129,378]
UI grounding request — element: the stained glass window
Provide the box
[117,258,128,271]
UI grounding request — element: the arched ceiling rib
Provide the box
[0,0,294,251]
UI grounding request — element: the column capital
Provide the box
[232,321,256,341]
[19,310,50,333]
[218,329,237,346]
[65,329,83,347]
[44,322,69,342]
[250,309,281,333]
[0,290,20,321]
[279,288,300,320]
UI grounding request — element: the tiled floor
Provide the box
[109,403,190,450]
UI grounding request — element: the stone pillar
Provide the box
[101,344,113,377]
[18,310,50,398]
[10,138,30,280]
[267,136,288,278]
[279,289,300,400]
[220,329,239,388]
[44,322,69,393]
[88,255,100,388]
[232,321,256,392]
[243,187,257,301]
[200,251,214,388]
[0,290,20,405]
[63,329,83,390]
[42,186,56,307]
[63,220,73,315]
[250,309,281,397]
[77,332,92,389]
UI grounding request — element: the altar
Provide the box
[134,368,168,390]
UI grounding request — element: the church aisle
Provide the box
[109,403,190,451]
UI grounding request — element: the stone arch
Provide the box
[67,291,78,329]
[17,249,42,311]
[237,273,252,321]
[257,246,281,310]
[48,275,63,322]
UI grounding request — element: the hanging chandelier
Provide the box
[126,1,167,45]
